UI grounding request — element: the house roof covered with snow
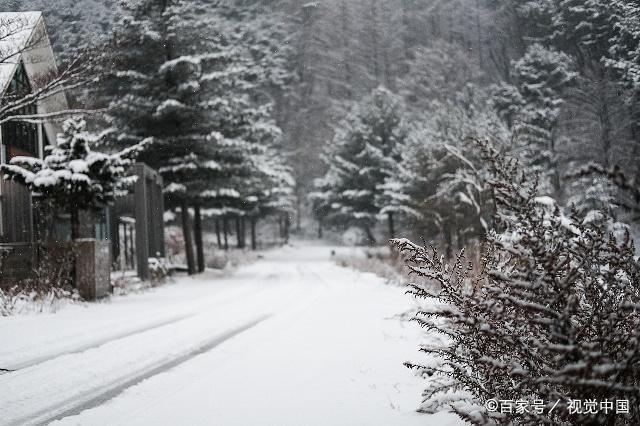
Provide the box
[0,11,68,144]
[0,11,45,95]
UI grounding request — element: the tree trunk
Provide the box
[387,212,395,239]
[444,223,453,260]
[223,217,229,251]
[193,203,205,273]
[180,199,196,275]
[236,217,242,249]
[364,226,376,246]
[283,213,290,244]
[241,217,247,248]
[318,218,323,239]
[295,197,302,233]
[215,218,222,248]
[251,217,257,251]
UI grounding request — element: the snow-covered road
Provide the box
[0,243,461,426]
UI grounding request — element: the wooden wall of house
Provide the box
[0,181,35,286]
[1,180,33,243]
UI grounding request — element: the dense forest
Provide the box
[2,0,639,251]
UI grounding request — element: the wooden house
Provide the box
[0,11,67,244]
[0,12,166,292]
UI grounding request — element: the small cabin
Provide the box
[0,12,166,291]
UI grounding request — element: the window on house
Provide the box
[2,62,38,159]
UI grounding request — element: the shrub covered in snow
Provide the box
[148,257,171,285]
[0,247,79,316]
[1,118,145,239]
[392,140,640,425]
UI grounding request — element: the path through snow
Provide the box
[0,243,462,426]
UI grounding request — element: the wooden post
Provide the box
[149,171,165,258]
[129,224,136,268]
[108,206,119,265]
[193,203,205,273]
[180,198,196,275]
[123,222,129,269]
[74,240,110,300]
[134,165,150,281]
[157,176,166,257]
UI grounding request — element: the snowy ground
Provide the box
[0,242,462,426]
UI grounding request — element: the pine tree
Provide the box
[490,44,576,194]
[243,147,296,249]
[551,0,617,70]
[607,1,640,187]
[102,0,293,272]
[313,86,406,243]
[608,0,640,88]
[384,88,508,251]
[399,40,483,110]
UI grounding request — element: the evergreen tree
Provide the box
[313,87,406,242]
[551,0,617,70]
[384,88,509,251]
[490,44,576,193]
[104,0,293,272]
[608,0,640,88]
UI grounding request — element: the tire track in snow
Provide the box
[12,315,271,426]
[4,313,194,372]
[2,250,329,425]
[3,281,273,373]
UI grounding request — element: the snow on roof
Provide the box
[0,11,44,95]
[0,11,68,146]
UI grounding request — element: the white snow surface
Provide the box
[0,243,462,426]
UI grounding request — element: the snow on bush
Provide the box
[0,285,80,316]
[0,248,80,316]
[148,257,171,284]
[0,118,146,239]
[392,140,640,425]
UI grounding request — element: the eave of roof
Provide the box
[0,11,43,95]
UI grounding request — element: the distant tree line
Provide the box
[305,0,640,248]
[4,0,640,253]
